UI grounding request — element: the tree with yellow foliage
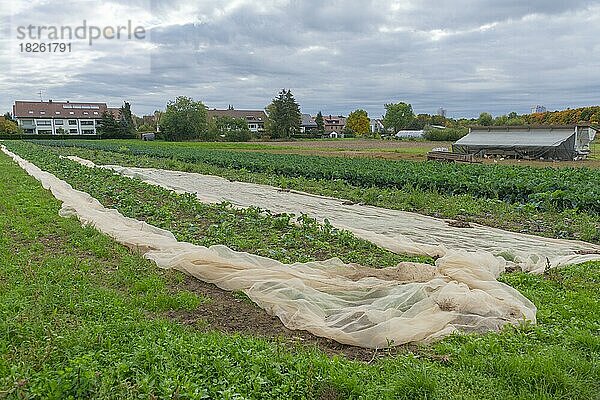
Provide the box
[346,109,370,136]
[0,116,20,134]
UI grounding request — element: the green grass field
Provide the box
[1,142,599,399]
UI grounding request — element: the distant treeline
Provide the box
[522,106,600,125]
[445,106,600,129]
[409,105,600,141]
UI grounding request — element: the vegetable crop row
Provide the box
[32,140,600,214]
[5,141,428,267]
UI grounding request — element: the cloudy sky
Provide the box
[1,0,599,118]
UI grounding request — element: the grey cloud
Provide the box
[1,0,600,118]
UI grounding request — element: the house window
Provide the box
[68,120,77,125]
[93,112,98,115]
[40,111,46,115]
[69,111,74,115]
[83,112,89,115]
[37,129,52,134]
[69,129,78,134]
[55,111,61,115]
[81,120,94,126]
[28,110,33,114]
[55,120,63,125]
[82,129,95,134]
[36,120,52,126]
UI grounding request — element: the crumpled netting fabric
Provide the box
[0,146,568,348]
[66,156,600,274]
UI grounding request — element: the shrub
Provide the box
[423,126,468,141]
[0,116,20,134]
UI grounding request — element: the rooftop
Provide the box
[13,100,117,119]
[207,109,267,121]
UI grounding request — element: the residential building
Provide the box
[437,107,447,117]
[12,100,120,135]
[322,114,346,134]
[531,105,547,114]
[207,107,267,133]
[140,114,157,126]
[300,113,317,133]
[370,118,385,134]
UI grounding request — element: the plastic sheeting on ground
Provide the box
[2,146,540,348]
[66,156,600,274]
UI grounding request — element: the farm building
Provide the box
[453,124,598,160]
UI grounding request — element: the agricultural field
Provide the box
[39,137,598,166]
[1,140,599,399]
[31,139,600,242]
[33,140,600,213]
[186,139,447,161]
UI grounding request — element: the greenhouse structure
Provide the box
[453,124,597,160]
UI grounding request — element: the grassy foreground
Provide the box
[0,149,599,399]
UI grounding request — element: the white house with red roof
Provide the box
[12,100,120,135]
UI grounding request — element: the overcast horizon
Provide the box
[1,0,599,119]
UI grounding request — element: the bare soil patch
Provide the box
[260,139,445,150]
[165,273,394,362]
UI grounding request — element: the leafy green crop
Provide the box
[4,141,429,268]
[32,139,600,214]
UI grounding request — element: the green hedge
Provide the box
[423,127,468,141]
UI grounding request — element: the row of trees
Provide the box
[473,107,600,127]
[346,102,444,136]
[526,106,600,125]
[3,95,598,141]
[156,91,440,140]
[155,92,421,141]
[104,102,600,141]
[158,90,304,141]
[132,96,531,141]
[452,106,600,129]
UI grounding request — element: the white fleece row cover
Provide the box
[3,147,540,348]
[67,156,600,274]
